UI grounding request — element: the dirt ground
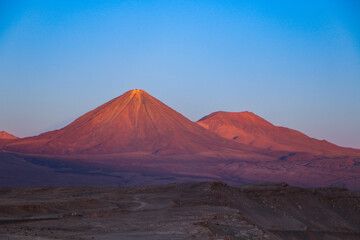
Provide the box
[0,182,359,240]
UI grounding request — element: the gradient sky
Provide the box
[0,0,359,148]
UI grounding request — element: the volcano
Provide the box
[197,111,359,155]
[4,90,255,156]
[0,131,18,140]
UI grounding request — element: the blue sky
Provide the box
[0,0,359,148]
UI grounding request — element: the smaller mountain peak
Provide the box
[199,111,257,121]
[240,111,255,115]
[213,111,255,116]
[0,131,19,140]
[198,111,273,128]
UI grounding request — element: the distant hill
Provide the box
[0,131,18,140]
[197,111,360,155]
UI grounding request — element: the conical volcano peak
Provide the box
[127,89,148,96]
[4,89,248,155]
[119,89,151,103]
[129,89,143,94]
[104,89,153,112]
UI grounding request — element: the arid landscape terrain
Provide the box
[1,89,360,240]
[2,1,360,239]
[0,182,360,240]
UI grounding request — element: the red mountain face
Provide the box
[197,111,359,155]
[4,90,257,156]
[0,131,18,140]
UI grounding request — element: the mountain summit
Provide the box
[197,111,357,155]
[0,131,18,140]
[5,90,250,155]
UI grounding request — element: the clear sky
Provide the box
[1,0,359,148]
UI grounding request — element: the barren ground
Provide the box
[0,182,359,240]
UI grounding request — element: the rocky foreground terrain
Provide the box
[0,182,359,240]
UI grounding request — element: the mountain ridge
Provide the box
[197,111,359,155]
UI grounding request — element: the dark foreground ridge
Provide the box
[0,182,359,240]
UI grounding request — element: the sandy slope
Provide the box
[1,151,360,189]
